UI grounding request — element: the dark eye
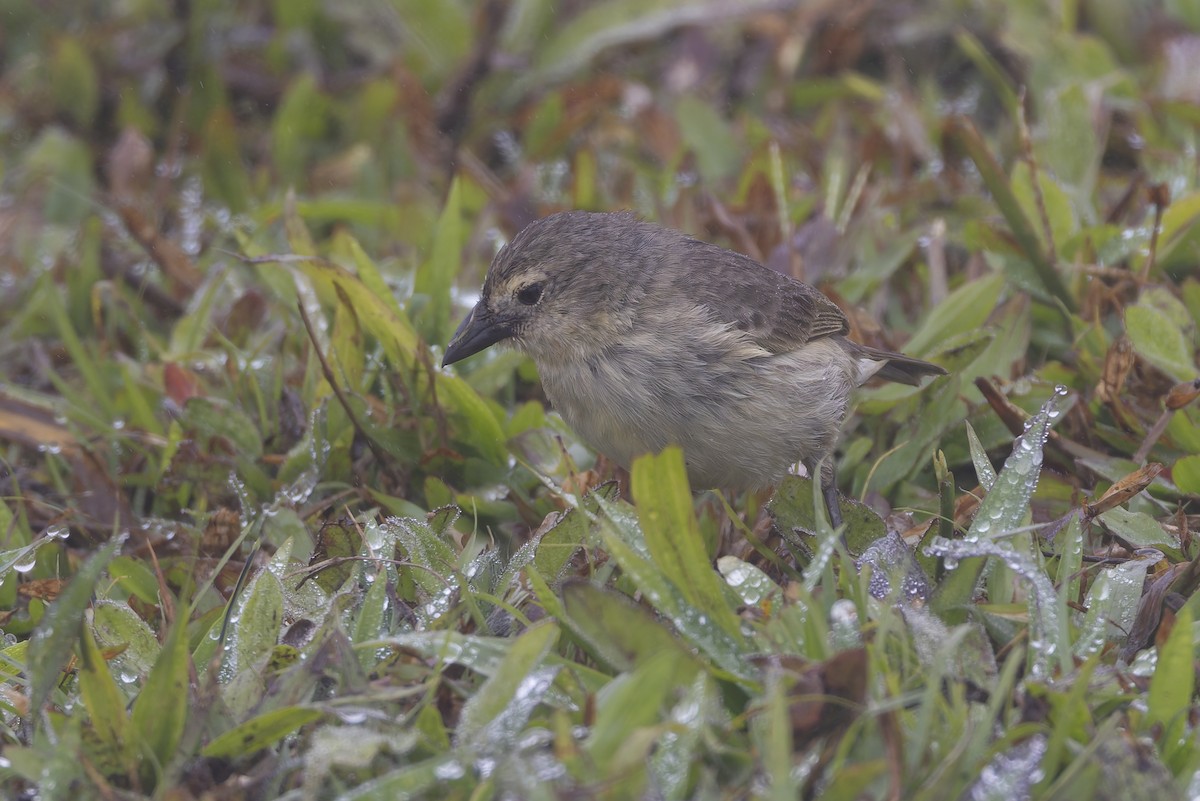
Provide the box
[516,283,544,306]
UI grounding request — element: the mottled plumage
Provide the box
[443,211,945,526]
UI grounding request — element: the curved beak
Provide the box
[442,303,515,366]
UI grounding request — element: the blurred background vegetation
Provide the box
[1,0,1199,799]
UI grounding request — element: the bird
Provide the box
[442,211,945,529]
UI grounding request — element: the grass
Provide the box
[1,0,1198,798]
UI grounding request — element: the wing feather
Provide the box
[667,237,849,352]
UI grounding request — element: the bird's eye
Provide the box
[516,283,544,306]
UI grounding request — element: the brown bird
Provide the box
[443,211,945,527]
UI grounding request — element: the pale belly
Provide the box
[536,337,857,490]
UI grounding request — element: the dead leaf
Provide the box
[1085,463,1165,519]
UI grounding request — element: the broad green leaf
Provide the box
[1036,83,1099,198]
[630,448,743,641]
[290,256,420,369]
[586,648,699,771]
[528,0,781,85]
[234,569,285,672]
[412,178,463,348]
[561,580,695,672]
[455,619,559,744]
[436,372,508,465]
[108,555,160,606]
[92,599,161,679]
[130,616,190,779]
[50,38,99,128]
[676,95,739,182]
[1157,191,1200,272]
[336,231,405,319]
[1074,557,1151,660]
[353,567,389,671]
[272,73,329,185]
[1146,603,1193,756]
[182,397,264,459]
[22,128,97,224]
[593,496,754,681]
[903,271,1005,357]
[532,507,586,582]
[1174,454,1200,495]
[1011,161,1077,256]
[28,537,122,718]
[1099,506,1178,550]
[1125,305,1195,381]
[767,475,885,560]
[202,706,324,759]
[77,625,130,769]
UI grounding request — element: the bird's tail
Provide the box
[845,342,947,386]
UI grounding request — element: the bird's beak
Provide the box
[442,303,515,366]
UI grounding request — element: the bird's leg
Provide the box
[820,458,843,530]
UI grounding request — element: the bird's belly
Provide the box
[536,339,856,490]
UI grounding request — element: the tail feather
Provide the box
[846,342,947,387]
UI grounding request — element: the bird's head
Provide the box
[442,211,649,366]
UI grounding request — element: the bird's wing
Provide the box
[677,239,849,353]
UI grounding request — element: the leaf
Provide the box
[1146,603,1193,754]
[412,178,463,348]
[28,537,122,718]
[289,254,420,369]
[946,118,1074,310]
[1174,454,1200,495]
[965,421,997,491]
[436,373,509,465]
[630,449,743,641]
[676,95,739,182]
[234,569,285,673]
[593,495,754,681]
[201,706,324,759]
[108,555,161,606]
[182,397,264,459]
[129,616,190,780]
[353,567,389,671]
[272,73,329,185]
[902,271,1005,356]
[586,648,699,773]
[92,600,162,678]
[1157,191,1200,272]
[1125,305,1195,381]
[1011,161,1077,257]
[1074,558,1152,660]
[454,620,559,745]
[310,518,360,594]
[77,624,131,769]
[1098,507,1178,550]
[527,0,781,85]
[767,475,885,560]
[561,579,695,672]
[931,389,1069,623]
[50,37,99,128]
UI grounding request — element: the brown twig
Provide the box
[435,0,511,174]
[295,299,397,477]
[1138,183,1170,283]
